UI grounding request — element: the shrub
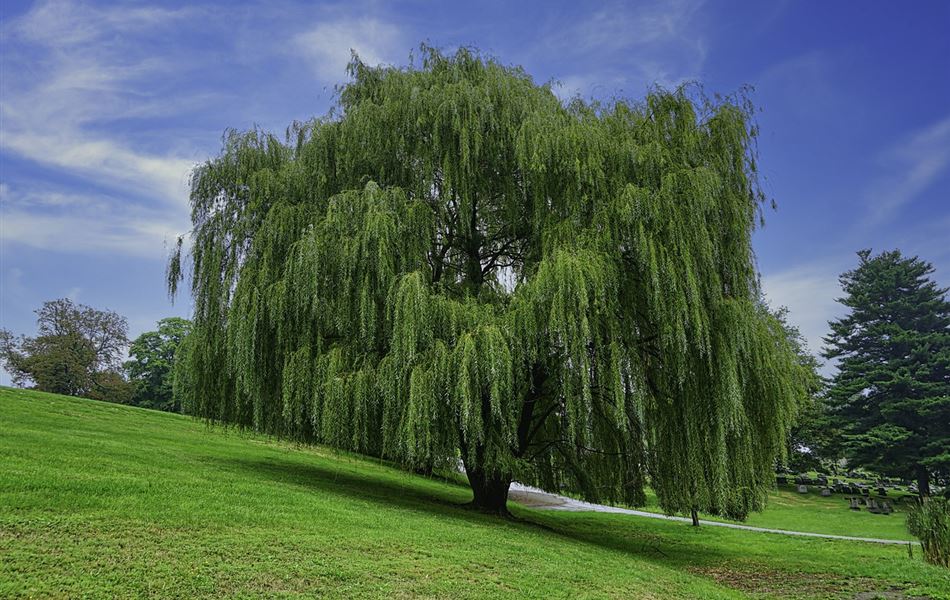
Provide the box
[907,497,950,568]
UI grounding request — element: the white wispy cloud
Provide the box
[0,184,186,259]
[1,0,198,208]
[543,0,708,99]
[862,114,950,228]
[293,17,406,82]
[761,259,848,371]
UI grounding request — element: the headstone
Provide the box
[848,497,860,510]
[868,498,880,514]
[881,501,893,515]
[861,487,870,497]
[821,488,832,497]
[797,484,808,494]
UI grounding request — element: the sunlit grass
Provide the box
[2,387,947,599]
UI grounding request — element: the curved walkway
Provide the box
[508,483,917,546]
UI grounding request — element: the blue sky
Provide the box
[1,0,949,382]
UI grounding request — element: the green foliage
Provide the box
[908,498,950,568]
[0,298,130,402]
[170,47,809,517]
[125,317,192,412]
[824,250,950,496]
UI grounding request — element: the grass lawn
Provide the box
[1,387,947,599]
[637,483,915,542]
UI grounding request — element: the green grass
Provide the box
[1,387,947,599]
[637,483,915,542]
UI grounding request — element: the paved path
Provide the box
[508,483,917,546]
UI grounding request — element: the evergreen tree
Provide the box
[170,48,808,516]
[824,250,950,496]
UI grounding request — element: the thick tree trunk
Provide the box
[465,464,512,516]
[691,507,700,527]
[916,465,931,498]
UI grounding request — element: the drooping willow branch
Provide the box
[171,46,810,518]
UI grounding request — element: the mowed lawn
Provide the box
[1,388,947,599]
[638,483,915,542]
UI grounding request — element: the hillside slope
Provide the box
[1,387,947,599]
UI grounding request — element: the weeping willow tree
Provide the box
[170,47,809,516]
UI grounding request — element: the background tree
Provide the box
[170,47,808,516]
[1,298,130,401]
[125,317,192,412]
[824,249,950,496]
[769,306,834,472]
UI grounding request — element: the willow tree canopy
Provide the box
[170,47,807,517]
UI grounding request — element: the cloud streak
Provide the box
[541,0,708,99]
[1,0,197,208]
[862,114,950,228]
[0,0,230,263]
[0,184,186,258]
[293,17,406,82]
[761,259,848,373]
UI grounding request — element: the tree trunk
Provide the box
[691,507,700,527]
[916,465,931,498]
[465,464,512,516]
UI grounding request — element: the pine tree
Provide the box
[824,249,950,496]
[169,47,809,516]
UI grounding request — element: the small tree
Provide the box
[1,298,130,401]
[824,250,950,497]
[171,48,808,516]
[126,318,192,412]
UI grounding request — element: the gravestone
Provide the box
[797,484,808,494]
[881,501,893,515]
[848,497,861,510]
[868,498,880,514]
[821,487,832,497]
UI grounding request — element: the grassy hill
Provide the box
[1,387,947,599]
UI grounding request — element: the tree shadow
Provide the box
[216,455,493,525]
[216,454,737,569]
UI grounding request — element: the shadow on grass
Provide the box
[216,455,929,598]
[218,454,735,570]
[218,455,489,524]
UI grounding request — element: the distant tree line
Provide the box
[1,298,189,412]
